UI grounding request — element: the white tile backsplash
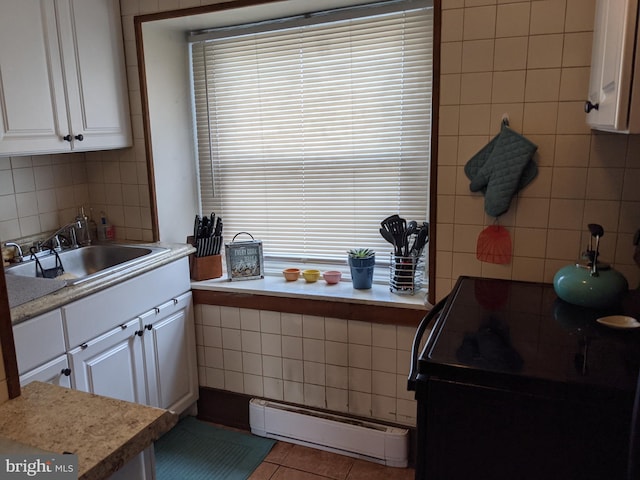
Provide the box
[195,306,417,426]
[0,173,14,196]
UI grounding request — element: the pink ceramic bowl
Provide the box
[282,268,300,281]
[323,270,342,284]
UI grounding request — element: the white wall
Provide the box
[142,25,199,243]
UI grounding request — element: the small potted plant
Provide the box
[347,248,375,289]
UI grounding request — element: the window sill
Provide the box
[191,274,430,326]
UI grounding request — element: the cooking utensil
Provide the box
[379,227,396,248]
[193,212,223,257]
[403,220,417,256]
[411,222,429,257]
[381,215,406,256]
[476,224,511,264]
[193,215,201,244]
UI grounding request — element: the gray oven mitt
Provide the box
[464,122,538,217]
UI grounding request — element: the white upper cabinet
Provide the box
[0,0,132,156]
[586,0,640,133]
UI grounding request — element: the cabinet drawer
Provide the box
[19,354,71,389]
[63,257,190,347]
[14,309,66,374]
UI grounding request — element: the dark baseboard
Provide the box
[197,386,253,431]
[196,386,417,466]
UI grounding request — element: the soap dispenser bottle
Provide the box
[88,208,98,243]
[75,206,91,246]
[98,211,115,241]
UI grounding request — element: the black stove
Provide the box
[409,276,640,480]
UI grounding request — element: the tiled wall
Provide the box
[0,149,153,245]
[194,304,421,426]
[435,0,640,300]
[3,0,638,295]
[0,154,89,242]
[3,0,640,416]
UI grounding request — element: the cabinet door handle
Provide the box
[584,101,599,113]
[61,368,71,376]
[63,134,72,142]
[145,324,153,331]
[134,330,144,337]
[74,134,84,141]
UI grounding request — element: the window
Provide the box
[190,0,433,279]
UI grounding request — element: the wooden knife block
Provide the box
[190,254,223,281]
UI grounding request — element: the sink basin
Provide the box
[5,244,168,285]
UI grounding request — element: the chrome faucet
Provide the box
[4,242,23,262]
[35,221,81,252]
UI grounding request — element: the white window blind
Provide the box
[190,1,432,276]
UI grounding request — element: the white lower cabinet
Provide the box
[12,258,195,480]
[107,447,155,480]
[69,317,147,404]
[13,309,70,388]
[19,355,72,388]
[140,292,197,413]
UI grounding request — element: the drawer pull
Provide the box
[61,368,71,376]
[173,298,178,305]
[120,324,127,330]
[155,307,160,314]
[80,343,88,350]
[584,101,599,113]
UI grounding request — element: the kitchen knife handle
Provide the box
[407,295,448,392]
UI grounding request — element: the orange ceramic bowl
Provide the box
[282,268,300,281]
[302,269,321,283]
[323,271,342,284]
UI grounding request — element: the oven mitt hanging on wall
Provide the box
[464,121,538,217]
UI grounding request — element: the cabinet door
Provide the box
[19,354,72,389]
[56,0,132,151]
[107,447,155,480]
[69,317,147,405]
[13,308,66,375]
[142,292,198,414]
[0,1,69,155]
[586,0,638,131]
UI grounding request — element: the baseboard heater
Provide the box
[249,398,409,468]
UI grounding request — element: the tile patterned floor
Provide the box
[248,441,415,480]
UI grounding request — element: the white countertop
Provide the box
[192,273,430,310]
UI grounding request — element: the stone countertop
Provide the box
[0,382,178,480]
[6,275,66,309]
[9,242,194,325]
